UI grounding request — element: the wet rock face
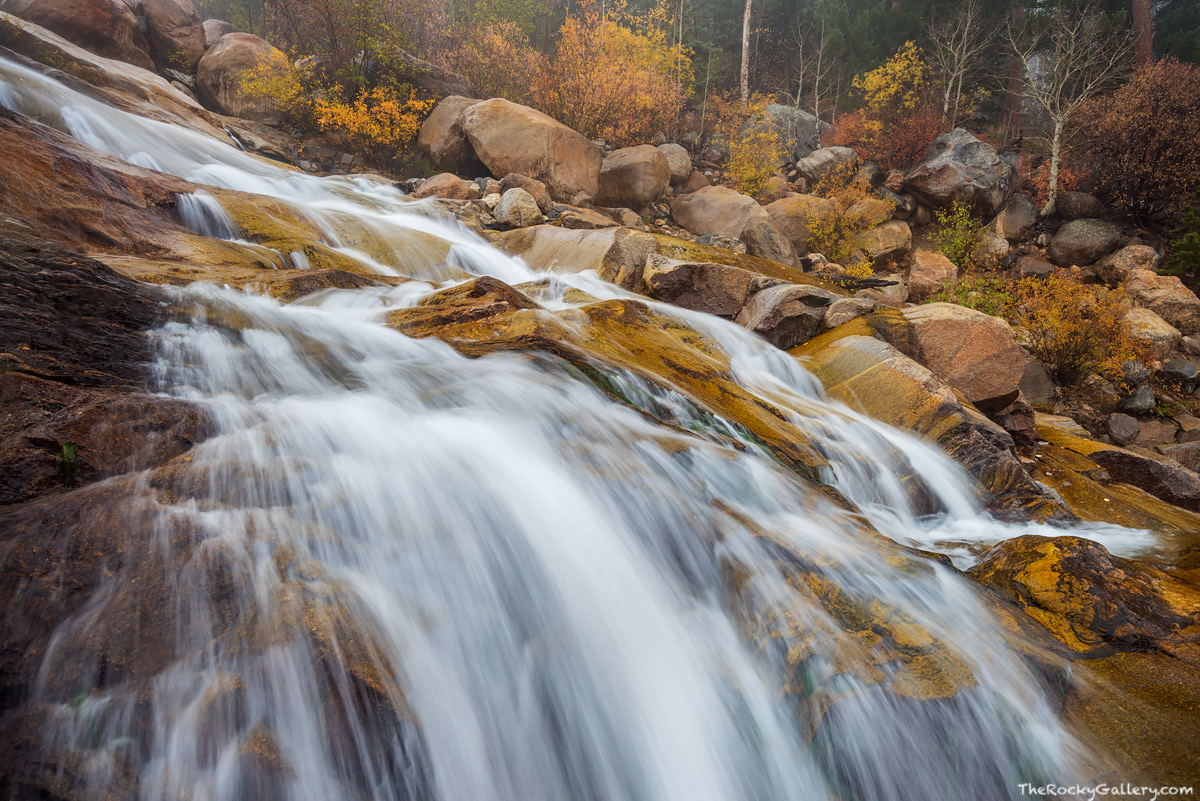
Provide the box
[0,225,210,504]
[968,535,1200,664]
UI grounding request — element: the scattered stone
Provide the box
[971,232,1010,270]
[823,297,875,329]
[598,207,644,228]
[1020,361,1057,405]
[1107,413,1141,446]
[1136,419,1179,448]
[678,170,709,195]
[765,194,839,255]
[657,143,692,185]
[1124,270,1200,334]
[992,398,1037,447]
[1124,308,1181,361]
[733,283,837,349]
[641,253,770,317]
[1016,255,1054,278]
[499,173,552,214]
[796,146,858,184]
[1120,384,1156,415]
[481,192,501,211]
[906,250,957,303]
[741,104,830,161]
[857,220,912,265]
[493,188,543,228]
[597,145,670,211]
[993,192,1038,242]
[1046,218,1123,267]
[412,172,477,201]
[740,218,796,266]
[694,233,746,253]
[1056,191,1105,221]
[671,186,769,239]
[202,18,235,48]
[1161,359,1200,394]
[1181,336,1200,357]
[1159,442,1200,473]
[904,128,1016,216]
[557,206,615,230]
[1096,244,1160,286]
[759,175,795,204]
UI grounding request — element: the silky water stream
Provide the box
[0,54,1153,800]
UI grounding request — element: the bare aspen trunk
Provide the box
[740,0,752,107]
[1134,0,1153,66]
[1044,120,1063,217]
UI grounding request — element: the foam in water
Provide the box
[0,52,1158,801]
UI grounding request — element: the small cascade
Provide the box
[176,190,240,240]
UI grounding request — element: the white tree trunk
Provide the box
[1044,120,1064,217]
[740,0,752,107]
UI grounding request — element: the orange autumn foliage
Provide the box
[443,19,539,102]
[313,86,435,166]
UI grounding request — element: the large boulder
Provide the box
[857,220,911,265]
[195,33,288,123]
[906,250,957,303]
[764,194,839,255]
[416,95,484,176]
[740,104,831,160]
[903,303,1029,412]
[1096,244,1161,286]
[734,283,837,349]
[1056,191,1105,221]
[904,128,1016,217]
[657,143,691,185]
[641,253,774,317]
[1125,308,1181,361]
[796,146,858,185]
[141,0,205,72]
[201,18,234,48]
[460,99,602,206]
[1124,270,1200,335]
[740,218,796,266]
[0,0,154,70]
[596,145,670,211]
[1046,218,1122,267]
[670,185,769,239]
[993,192,1037,242]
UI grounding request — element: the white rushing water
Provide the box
[0,52,1153,800]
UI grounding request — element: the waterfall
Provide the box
[0,52,1153,801]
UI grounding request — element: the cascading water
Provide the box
[0,51,1156,800]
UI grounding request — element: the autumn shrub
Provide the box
[1073,58,1200,222]
[1011,276,1146,385]
[237,49,312,125]
[932,202,985,270]
[533,5,692,147]
[442,19,539,102]
[807,161,875,276]
[929,274,1015,318]
[829,41,942,171]
[726,127,785,200]
[1020,159,1084,211]
[313,86,434,166]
